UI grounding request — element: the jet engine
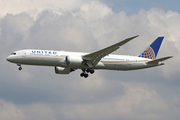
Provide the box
[55,66,71,74]
[65,56,83,66]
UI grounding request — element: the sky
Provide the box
[0,0,180,120]
[102,0,180,15]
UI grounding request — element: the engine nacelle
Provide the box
[55,66,71,74]
[66,56,83,66]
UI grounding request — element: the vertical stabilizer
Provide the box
[138,37,164,59]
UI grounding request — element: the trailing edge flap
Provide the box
[147,56,173,64]
[82,35,139,67]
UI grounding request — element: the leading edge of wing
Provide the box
[82,35,139,66]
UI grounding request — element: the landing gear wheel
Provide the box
[86,69,90,73]
[80,73,85,77]
[90,69,95,74]
[19,67,22,71]
[80,73,89,78]
[17,63,22,71]
[81,69,90,78]
[84,74,89,78]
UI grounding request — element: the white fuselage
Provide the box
[6,49,162,71]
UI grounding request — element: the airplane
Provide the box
[6,35,172,78]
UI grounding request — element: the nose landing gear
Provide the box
[19,67,22,70]
[17,63,22,71]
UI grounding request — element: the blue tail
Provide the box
[138,37,164,59]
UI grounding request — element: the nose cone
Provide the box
[6,56,12,62]
[7,55,19,63]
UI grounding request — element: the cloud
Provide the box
[0,0,180,120]
[0,0,94,19]
[1,82,178,120]
[20,102,56,120]
[17,82,179,120]
[0,99,24,120]
[79,1,112,22]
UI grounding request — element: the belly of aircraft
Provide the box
[95,62,147,70]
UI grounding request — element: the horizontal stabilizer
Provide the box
[147,56,173,64]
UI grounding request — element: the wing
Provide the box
[82,35,139,67]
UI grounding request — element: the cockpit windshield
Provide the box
[11,53,16,55]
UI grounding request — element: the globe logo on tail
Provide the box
[138,46,155,59]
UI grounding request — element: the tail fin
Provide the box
[138,37,164,59]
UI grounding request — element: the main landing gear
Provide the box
[17,63,22,71]
[80,72,89,78]
[80,68,95,78]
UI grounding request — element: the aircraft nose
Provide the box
[6,56,12,62]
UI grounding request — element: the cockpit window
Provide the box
[11,53,16,55]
